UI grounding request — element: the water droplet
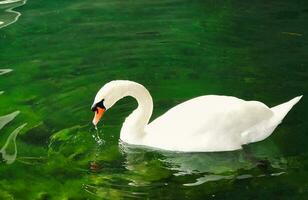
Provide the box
[95,131,104,146]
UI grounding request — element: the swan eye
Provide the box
[91,99,105,112]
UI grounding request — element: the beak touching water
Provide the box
[92,107,105,126]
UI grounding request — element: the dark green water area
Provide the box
[0,0,307,199]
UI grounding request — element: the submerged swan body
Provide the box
[91,80,302,152]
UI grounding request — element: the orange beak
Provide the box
[92,107,105,126]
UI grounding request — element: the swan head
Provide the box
[91,81,129,126]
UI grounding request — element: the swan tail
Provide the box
[242,96,302,144]
[270,95,302,124]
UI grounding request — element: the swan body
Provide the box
[91,80,302,152]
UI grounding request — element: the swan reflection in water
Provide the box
[119,141,287,187]
[83,128,289,198]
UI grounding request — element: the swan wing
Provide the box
[145,95,273,151]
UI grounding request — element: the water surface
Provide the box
[0,0,307,199]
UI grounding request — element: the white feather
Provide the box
[93,80,302,152]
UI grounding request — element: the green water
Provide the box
[0,0,307,199]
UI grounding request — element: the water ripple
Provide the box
[0,123,27,164]
[0,111,25,165]
[0,68,12,75]
[0,67,26,164]
[0,0,26,29]
[0,111,20,130]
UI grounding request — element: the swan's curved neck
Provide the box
[119,82,153,144]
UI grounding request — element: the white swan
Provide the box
[91,80,302,152]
